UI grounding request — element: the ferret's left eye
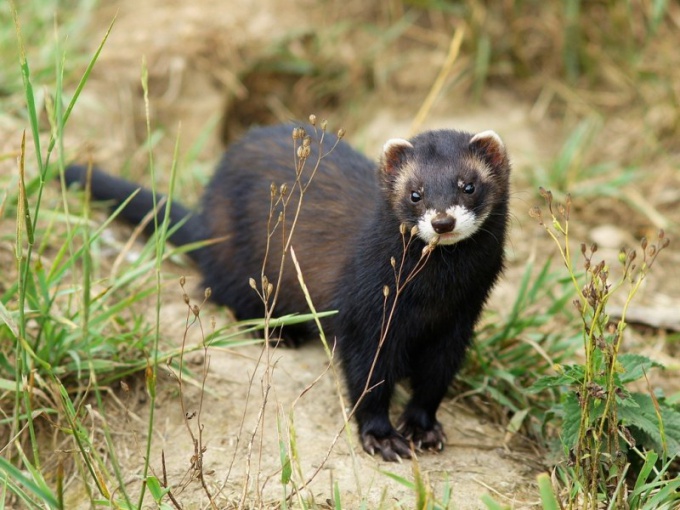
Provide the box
[410,191,422,203]
[463,183,475,194]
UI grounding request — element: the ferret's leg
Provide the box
[397,333,469,451]
[347,356,413,461]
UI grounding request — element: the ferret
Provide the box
[65,123,510,461]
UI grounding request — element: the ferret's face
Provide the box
[380,130,510,246]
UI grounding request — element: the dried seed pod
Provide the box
[249,278,257,290]
[180,275,186,286]
[586,381,606,399]
[337,128,346,139]
[528,206,543,221]
[557,203,566,219]
[399,223,407,235]
[321,119,328,131]
[205,287,212,299]
[309,114,317,125]
[383,285,390,297]
[564,194,572,219]
[297,145,311,158]
[538,187,553,205]
[390,257,396,268]
[411,225,419,237]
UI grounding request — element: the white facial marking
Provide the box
[417,209,439,244]
[416,206,488,246]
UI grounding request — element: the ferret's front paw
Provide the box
[397,419,447,452]
[361,429,413,462]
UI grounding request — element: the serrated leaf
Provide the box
[619,393,680,457]
[617,353,664,384]
[529,365,585,393]
[561,392,582,448]
[529,375,566,393]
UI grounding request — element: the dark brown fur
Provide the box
[65,123,510,461]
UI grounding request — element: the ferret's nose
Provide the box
[431,213,456,234]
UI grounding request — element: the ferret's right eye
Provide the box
[410,191,422,203]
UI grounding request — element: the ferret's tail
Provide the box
[64,165,204,258]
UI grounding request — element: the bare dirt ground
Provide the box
[50,0,680,508]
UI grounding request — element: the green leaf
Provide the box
[377,469,414,489]
[333,481,342,510]
[619,393,680,457]
[0,457,59,509]
[537,473,560,510]
[629,451,658,508]
[279,440,292,485]
[480,494,511,510]
[145,476,169,502]
[561,392,582,449]
[0,300,18,339]
[617,353,663,384]
[530,364,585,393]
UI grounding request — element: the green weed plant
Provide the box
[529,188,679,509]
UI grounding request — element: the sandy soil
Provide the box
[48,0,680,508]
[61,291,539,509]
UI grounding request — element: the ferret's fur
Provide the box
[65,123,510,461]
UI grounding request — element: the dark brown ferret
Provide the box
[65,123,511,461]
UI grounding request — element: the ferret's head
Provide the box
[379,129,510,246]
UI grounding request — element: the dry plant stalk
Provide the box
[225,117,344,507]
[162,279,217,509]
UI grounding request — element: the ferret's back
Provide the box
[199,124,379,322]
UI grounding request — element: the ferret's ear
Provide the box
[469,130,508,169]
[381,138,414,176]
